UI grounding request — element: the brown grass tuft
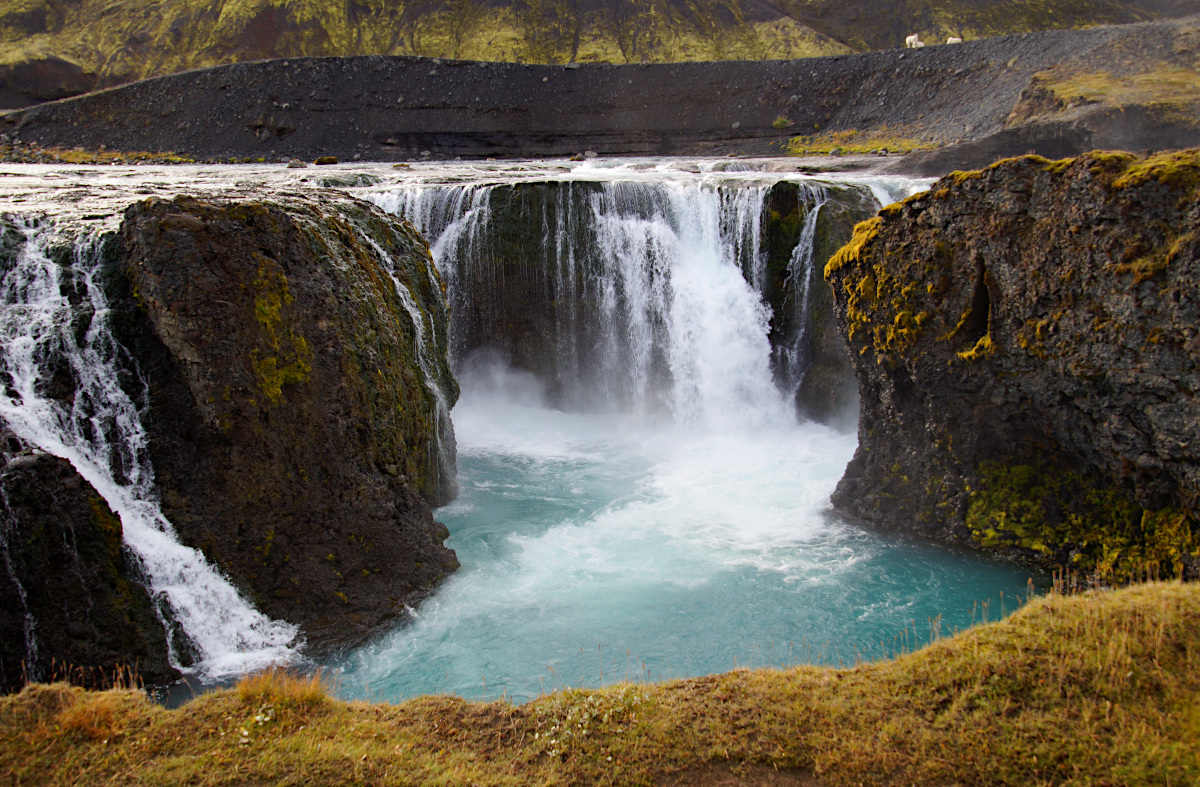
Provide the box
[235,668,330,709]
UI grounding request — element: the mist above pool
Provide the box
[334,367,1037,703]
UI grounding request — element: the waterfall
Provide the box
[0,221,300,680]
[369,176,847,428]
[587,182,784,428]
[775,183,830,396]
[361,234,458,498]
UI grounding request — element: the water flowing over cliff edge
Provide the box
[0,159,956,693]
[0,176,461,691]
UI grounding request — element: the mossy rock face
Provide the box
[760,180,875,423]
[0,454,178,693]
[116,192,459,649]
[827,149,1200,579]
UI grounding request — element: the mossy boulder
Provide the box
[827,149,1200,579]
[116,192,459,649]
[0,454,178,693]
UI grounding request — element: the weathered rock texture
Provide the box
[827,149,1200,578]
[0,454,178,693]
[114,193,460,648]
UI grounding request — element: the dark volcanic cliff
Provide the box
[0,190,462,686]
[827,150,1199,578]
[116,193,460,647]
[0,455,177,693]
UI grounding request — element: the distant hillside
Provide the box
[0,0,1198,108]
[780,0,1200,51]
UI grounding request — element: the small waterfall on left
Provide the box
[0,220,300,680]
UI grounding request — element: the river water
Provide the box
[331,159,1040,702]
[0,159,1040,698]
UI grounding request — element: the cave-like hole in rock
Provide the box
[960,262,992,346]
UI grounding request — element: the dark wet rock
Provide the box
[760,181,876,424]
[826,150,1200,578]
[0,454,178,693]
[113,192,459,649]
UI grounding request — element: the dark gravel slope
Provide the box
[1,15,1196,172]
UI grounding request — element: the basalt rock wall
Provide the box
[0,454,178,693]
[116,193,460,648]
[827,150,1200,578]
[0,191,462,687]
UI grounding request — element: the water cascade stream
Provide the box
[0,161,1042,699]
[0,222,300,680]
[332,163,1041,702]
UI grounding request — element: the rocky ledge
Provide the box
[827,149,1199,579]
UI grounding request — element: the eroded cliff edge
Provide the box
[827,149,1199,578]
[0,191,461,687]
[116,193,460,648]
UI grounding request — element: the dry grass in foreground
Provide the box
[2,581,1198,786]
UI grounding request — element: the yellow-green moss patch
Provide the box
[967,459,1200,580]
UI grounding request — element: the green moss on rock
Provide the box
[967,460,1199,579]
[118,192,459,650]
[827,148,1200,577]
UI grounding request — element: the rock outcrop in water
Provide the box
[0,454,178,693]
[827,149,1199,578]
[761,181,876,424]
[0,191,461,685]
[115,193,460,648]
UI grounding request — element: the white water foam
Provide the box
[0,222,300,679]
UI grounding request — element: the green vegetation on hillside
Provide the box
[1,0,1197,94]
[3,581,1198,786]
[1006,18,1200,127]
[0,0,851,89]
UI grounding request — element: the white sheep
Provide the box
[905,34,925,49]
[947,36,963,44]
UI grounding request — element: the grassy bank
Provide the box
[2,581,1197,785]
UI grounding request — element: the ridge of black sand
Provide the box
[2,16,1197,173]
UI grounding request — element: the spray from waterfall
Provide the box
[0,221,300,680]
[371,179,797,429]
